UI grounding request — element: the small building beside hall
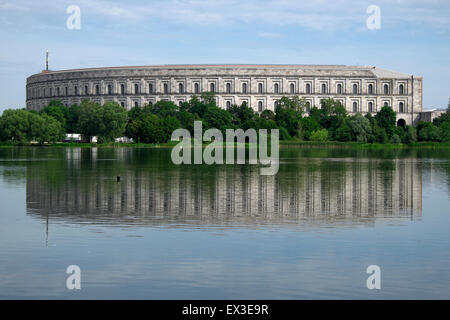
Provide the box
[26,64,424,126]
[419,109,447,123]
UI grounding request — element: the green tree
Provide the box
[228,102,257,127]
[163,116,181,141]
[66,103,80,133]
[148,100,179,118]
[187,95,209,118]
[40,100,69,131]
[320,98,347,118]
[97,102,128,142]
[140,114,166,143]
[256,118,277,130]
[391,134,401,144]
[200,92,217,106]
[125,118,143,143]
[278,126,291,140]
[333,118,353,142]
[0,109,31,142]
[30,113,64,144]
[77,100,101,141]
[318,99,347,138]
[372,123,388,143]
[375,106,397,138]
[309,106,322,124]
[310,129,329,142]
[403,125,417,144]
[77,101,127,142]
[348,114,372,142]
[438,122,450,142]
[260,109,275,121]
[125,106,144,142]
[299,117,320,141]
[203,106,233,133]
[433,108,450,127]
[275,97,304,138]
[417,121,440,142]
[178,111,197,134]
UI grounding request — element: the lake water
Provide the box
[0,146,450,299]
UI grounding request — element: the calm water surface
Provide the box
[1,147,450,299]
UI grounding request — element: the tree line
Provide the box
[0,93,449,144]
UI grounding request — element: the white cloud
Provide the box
[257,32,284,39]
[1,0,449,31]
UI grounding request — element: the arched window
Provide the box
[306,101,311,113]
[50,88,53,97]
[368,102,374,113]
[242,82,247,93]
[194,83,199,94]
[384,84,389,95]
[352,102,358,113]
[163,83,169,94]
[258,101,263,112]
[274,83,279,94]
[210,83,215,92]
[179,83,184,94]
[120,102,125,107]
[226,101,231,109]
[74,86,78,95]
[134,101,138,107]
[84,86,88,95]
[135,84,139,94]
[149,83,153,94]
[258,83,263,94]
[322,83,327,94]
[226,83,231,94]
[384,101,389,107]
[368,84,373,95]
[399,84,404,95]
[108,85,112,95]
[337,84,342,94]
[399,102,404,113]
[121,84,125,94]
[274,101,278,109]
[290,83,295,94]
[95,85,100,95]
[65,87,68,96]
[353,84,358,94]
[306,83,311,94]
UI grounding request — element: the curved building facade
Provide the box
[26,64,423,125]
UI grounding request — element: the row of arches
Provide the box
[43,95,409,117]
[225,100,407,114]
[29,82,407,99]
[350,101,407,113]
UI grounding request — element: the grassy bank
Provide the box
[0,141,179,148]
[1,140,450,149]
[279,140,450,149]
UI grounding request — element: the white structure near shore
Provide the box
[27,64,424,125]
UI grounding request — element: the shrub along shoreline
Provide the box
[1,93,449,146]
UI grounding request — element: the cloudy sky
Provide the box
[0,0,449,112]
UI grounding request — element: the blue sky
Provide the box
[0,0,449,112]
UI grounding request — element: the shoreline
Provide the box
[1,141,450,149]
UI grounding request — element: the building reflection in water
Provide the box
[26,148,422,228]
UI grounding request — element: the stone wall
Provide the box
[26,64,423,125]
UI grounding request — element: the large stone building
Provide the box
[26,64,423,125]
